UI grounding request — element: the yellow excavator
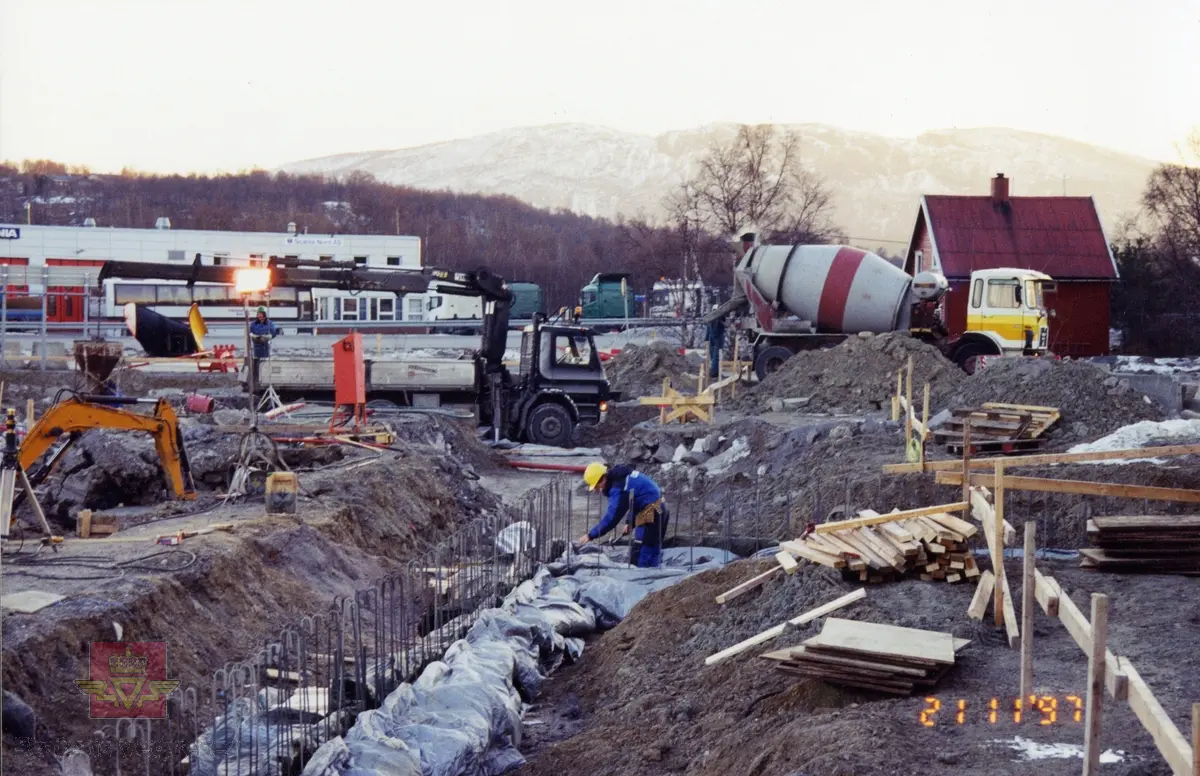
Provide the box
[3,394,196,537]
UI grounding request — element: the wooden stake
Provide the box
[892,369,901,422]
[1082,593,1109,776]
[961,421,972,507]
[1192,703,1199,776]
[26,398,34,426]
[993,460,1006,628]
[1019,521,1036,702]
[904,356,913,450]
[375,332,383,358]
[920,382,930,469]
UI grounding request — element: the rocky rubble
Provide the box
[732,333,965,414]
[603,342,700,398]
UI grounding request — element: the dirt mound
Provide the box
[519,559,1200,776]
[604,342,698,398]
[947,358,1163,441]
[578,404,658,448]
[734,333,965,414]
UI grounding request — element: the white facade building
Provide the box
[0,222,427,324]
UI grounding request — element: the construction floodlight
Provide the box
[234,268,271,295]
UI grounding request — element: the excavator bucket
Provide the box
[188,303,208,352]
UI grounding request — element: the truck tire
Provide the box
[754,346,794,382]
[952,341,992,375]
[526,403,573,447]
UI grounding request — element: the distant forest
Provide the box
[0,160,730,311]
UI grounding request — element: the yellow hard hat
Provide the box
[583,462,608,491]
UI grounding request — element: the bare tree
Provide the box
[1110,131,1200,354]
[1141,130,1200,259]
[679,124,843,244]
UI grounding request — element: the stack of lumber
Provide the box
[1081,515,1200,575]
[778,504,982,584]
[760,618,970,695]
[934,402,1060,456]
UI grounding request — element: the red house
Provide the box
[904,174,1119,357]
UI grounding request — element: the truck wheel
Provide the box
[526,403,573,447]
[952,342,991,375]
[754,346,793,382]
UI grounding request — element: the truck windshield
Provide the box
[582,290,596,305]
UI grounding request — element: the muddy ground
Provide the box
[3,343,1198,776]
[519,559,1199,776]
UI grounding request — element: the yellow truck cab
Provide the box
[962,268,1051,365]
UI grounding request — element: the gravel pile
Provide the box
[604,341,699,398]
[733,333,965,414]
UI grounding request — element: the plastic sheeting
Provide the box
[301,545,736,776]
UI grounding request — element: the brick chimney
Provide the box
[991,173,1010,206]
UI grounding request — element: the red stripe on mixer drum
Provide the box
[817,247,866,331]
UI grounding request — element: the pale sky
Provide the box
[1,0,1197,173]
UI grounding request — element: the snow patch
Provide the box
[994,736,1124,763]
[1066,419,1200,464]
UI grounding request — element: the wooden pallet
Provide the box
[936,402,1059,456]
[944,436,1050,457]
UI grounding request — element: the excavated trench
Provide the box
[1,413,514,776]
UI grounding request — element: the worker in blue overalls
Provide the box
[249,307,281,360]
[577,462,670,567]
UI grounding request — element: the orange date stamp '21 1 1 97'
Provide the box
[74,642,180,719]
[919,695,1085,727]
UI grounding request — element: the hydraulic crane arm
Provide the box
[21,396,196,500]
[99,256,516,371]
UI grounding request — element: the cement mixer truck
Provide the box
[707,235,1051,380]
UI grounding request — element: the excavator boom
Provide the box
[21,396,196,500]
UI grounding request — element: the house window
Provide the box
[914,250,924,272]
[1042,282,1058,293]
[386,256,401,267]
[986,279,1021,309]
[167,250,185,261]
[406,297,424,321]
[284,254,299,261]
[339,297,358,320]
[379,298,395,319]
[319,255,333,263]
[971,279,984,308]
[353,256,367,266]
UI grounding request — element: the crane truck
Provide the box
[99,258,613,447]
[706,234,1052,380]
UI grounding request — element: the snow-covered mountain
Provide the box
[281,123,1158,247]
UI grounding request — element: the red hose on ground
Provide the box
[507,461,588,472]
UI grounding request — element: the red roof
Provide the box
[917,195,1117,280]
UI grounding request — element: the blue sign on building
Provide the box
[0,227,20,239]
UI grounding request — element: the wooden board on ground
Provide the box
[1081,515,1200,576]
[805,617,956,665]
[967,570,996,620]
[0,590,67,613]
[762,619,966,697]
